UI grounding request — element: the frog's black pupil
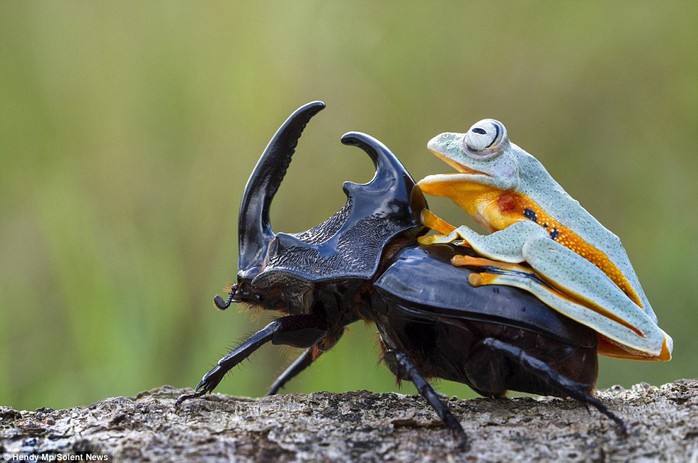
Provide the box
[472,128,487,135]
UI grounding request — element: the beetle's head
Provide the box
[210,101,325,311]
[213,101,426,314]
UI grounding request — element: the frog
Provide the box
[416,118,672,361]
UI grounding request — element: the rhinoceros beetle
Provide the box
[176,101,625,443]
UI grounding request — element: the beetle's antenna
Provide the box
[214,285,237,310]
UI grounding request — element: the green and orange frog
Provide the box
[417,118,672,361]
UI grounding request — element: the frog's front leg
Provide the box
[420,209,457,236]
[421,220,548,263]
[418,209,467,246]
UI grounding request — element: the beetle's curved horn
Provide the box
[249,130,427,299]
[238,101,326,273]
[340,132,427,224]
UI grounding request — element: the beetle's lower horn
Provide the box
[237,101,326,273]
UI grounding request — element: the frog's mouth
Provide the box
[417,172,486,193]
[429,148,490,178]
[418,147,492,194]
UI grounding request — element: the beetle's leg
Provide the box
[176,314,327,406]
[266,330,344,396]
[386,349,467,447]
[266,348,315,396]
[479,337,627,434]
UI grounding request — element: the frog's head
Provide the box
[422,119,519,192]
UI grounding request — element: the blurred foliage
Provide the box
[1,1,697,410]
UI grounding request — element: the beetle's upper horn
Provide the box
[237,101,326,273]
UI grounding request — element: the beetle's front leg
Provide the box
[266,329,344,396]
[176,314,327,406]
[266,348,315,396]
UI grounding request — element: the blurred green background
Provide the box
[1,1,696,411]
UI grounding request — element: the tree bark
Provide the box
[1,380,696,462]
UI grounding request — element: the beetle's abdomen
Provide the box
[376,302,599,398]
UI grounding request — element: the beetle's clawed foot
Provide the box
[443,415,469,451]
[603,409,628,437]
[615,418,629,437]
[590,406,628,437]
[175,371,224,408]
[174,388,207,408]
[578,392,628,437]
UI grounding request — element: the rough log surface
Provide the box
[1,380,696,462]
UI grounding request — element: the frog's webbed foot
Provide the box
[418,230,464,246]
[451,255,547,299]
[418,209,472,247]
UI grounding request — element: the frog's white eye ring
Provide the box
[463,119,506,155]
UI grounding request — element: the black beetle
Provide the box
[176,101,624,444]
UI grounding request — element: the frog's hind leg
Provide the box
[422,219,670,359]
[462,248,669,360]
[452,255,538,280]
[520,236,670,359]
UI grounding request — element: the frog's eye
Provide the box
[464,119,505,154]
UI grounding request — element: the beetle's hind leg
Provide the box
[479,337,627,434]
